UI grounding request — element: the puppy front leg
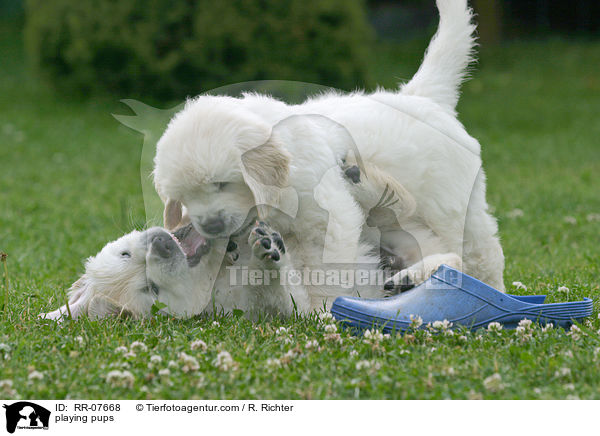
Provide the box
[246,221,309,317]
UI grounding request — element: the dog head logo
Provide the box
[2,402,50,434]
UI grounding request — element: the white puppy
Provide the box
[153,0,505,308]
[41,225,222,320]
[40,223,380,320]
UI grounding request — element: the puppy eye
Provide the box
[215,182,228,190]
[120,251,131,258]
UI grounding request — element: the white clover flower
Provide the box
[167,360,178,369]
[515,325,532,342]
[568,324,584,340]
[75,336,84,345]
[121,371,134,387]
[324,333,342,343]
[458,335,468,342]
[324,324,337,334]
[563,216,577,225]
[432,319,452,331]
[541,322,554,332]
[212,321,220,327]
[564,383,575,391]
[158,368,170,377]
[363,329,384,343]
[178,352,200,372]
[487,322,503,333]
[586,213,600,222]
[114,346,128,354]
[0,379,16,396]
[106,369,121,381]
[191,340,208,351]
[356,360,380,371]
[409,314,423,329]
[305,340,318,350]
[319,312,333,322]
[512,281,527,291]
[279,349,299,365]
[518,319,533,329]
[28,371,44,381]
[349,349,358,357]
[507,208,524,219]
[147,355,162,369]
[106,370,134,388]
[557,286,569,293]
[276,326,289,335]
[130,341,148,353]
[467,390,483,400]
[265,358,282,369]
[442,366,456,376]
[123,351,136,359]
[355,360,372,370]
[483,373,504,392]
[555,367,571,378]
[213,350,236,371]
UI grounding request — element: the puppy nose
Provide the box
[151,233,177,258]
[201,216,225,235]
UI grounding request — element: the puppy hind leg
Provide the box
[383,252,462,295]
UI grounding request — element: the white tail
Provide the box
[401,0,477,114]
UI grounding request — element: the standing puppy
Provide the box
[154,0,505,316]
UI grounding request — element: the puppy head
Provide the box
[153,96,290,237]
[41,225,212,321]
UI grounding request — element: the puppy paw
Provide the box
[383,271,415,296]
[225,238,240,264]
[248,221,285,263]
[342,164,361,184]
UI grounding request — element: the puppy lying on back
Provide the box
[41,222,387,320]
[41,225,222,320]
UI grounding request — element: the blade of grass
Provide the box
[1,252,8,313]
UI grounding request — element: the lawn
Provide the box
[1,21,600,399]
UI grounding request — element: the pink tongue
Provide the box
[180,228,206,257]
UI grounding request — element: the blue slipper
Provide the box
[331,265,593,332]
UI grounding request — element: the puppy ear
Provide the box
[39,275,92,322]
[241,137,291,215]
[163,198,183,230]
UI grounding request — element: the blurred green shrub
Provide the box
[24,0,373,100]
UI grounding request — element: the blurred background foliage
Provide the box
[23,0,373,100]
[0,0,598,101]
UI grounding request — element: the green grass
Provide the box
[1,21,600,399]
